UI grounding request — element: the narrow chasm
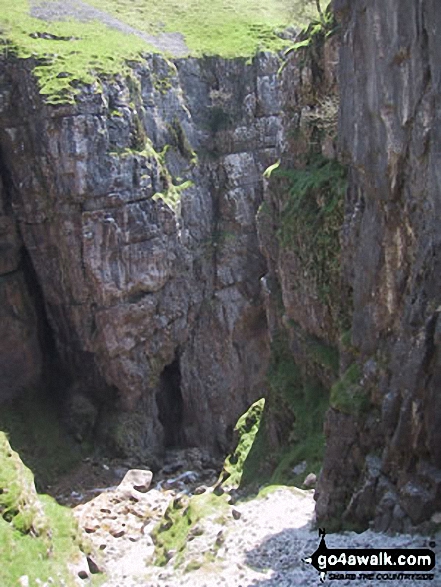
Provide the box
[156,357,185,448]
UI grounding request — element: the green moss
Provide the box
[340,328,353,349]
[0,433,94,586]
[240,409,272,488]
[220,398,265,489]
[305,336,339,375]
[330,363,369,415]
[269,377,327,485]
[152,492,229,567]
[167,118,198,165]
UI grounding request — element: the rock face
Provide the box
[2,0,441,534]
[0,52,279,461]
[314,0,441,532]
[250,0,441,533]
[0,148,43,402]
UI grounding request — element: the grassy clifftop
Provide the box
[0,0,319,103]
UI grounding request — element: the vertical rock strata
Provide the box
[0,52,280,460]
[314,0,441,532]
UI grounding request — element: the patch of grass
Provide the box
[0,433,93,587]
[87,0,319,57]
[330,363,369,415]
[151,492,229,567]
[0,0,320,103]
[0,390,85,492]
[0,0,152,104]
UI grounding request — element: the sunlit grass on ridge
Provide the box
[0,0,318,102]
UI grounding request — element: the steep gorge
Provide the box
[1,0,441,536]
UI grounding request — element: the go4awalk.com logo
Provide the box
[303,529,436,582]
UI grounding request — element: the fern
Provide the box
[274,155,347,304]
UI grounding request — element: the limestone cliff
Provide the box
[315,0,441,533]
[0,51,280,462]
[251,0,441,533]
[1,0,441,535]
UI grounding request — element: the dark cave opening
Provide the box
[156,357,185,448]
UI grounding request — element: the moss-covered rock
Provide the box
[0,432,94,586]
[330,363,369,415]
[219,398,265,490]
[0,432,49,538]
[151,492,229,567]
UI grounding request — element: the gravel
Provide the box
[77,484,440,587]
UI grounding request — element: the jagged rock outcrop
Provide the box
[0,51,280,461]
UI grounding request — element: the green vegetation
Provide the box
[0,0,151,103]
[287,319,340,377]
[152,492,229,567]
[224,334,329,491]
[265,335,328,485]
[86,0,318,57]
[0,432,93,586]
[0,0,321,104]
[220,398,265,489]
[0,389,86,491]
[306,336,339,375]
[274,155,347,303]
[330,363,369,415]
[284,2,337,55]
